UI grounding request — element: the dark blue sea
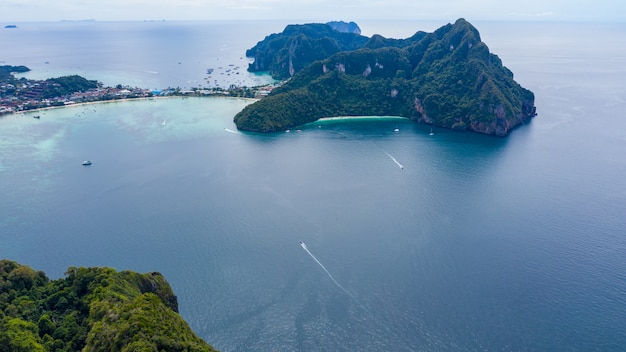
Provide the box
[1,20,625,351]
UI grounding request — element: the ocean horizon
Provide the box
[1,19,625,351]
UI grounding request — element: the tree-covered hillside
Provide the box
[0,260,216,352]
[235,19,536,136]
[245,21,428,80]
[0,65,30,82]
[246,22,370,80]
[43,76,100,99]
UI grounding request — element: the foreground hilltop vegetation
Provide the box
[235,19,536,136]
[0,260,216,352]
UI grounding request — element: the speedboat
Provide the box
[82,160,92,166]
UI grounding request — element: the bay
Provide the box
[1,20,625,351]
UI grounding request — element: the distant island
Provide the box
[0,260,216,351]
[235,18,537,136]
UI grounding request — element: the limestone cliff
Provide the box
[326,21,361,34]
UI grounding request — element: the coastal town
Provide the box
[0,65,277,116]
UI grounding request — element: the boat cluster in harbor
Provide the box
[205,63,245,87]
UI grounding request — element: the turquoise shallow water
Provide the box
[1,20,626,351]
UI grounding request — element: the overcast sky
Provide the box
[1,0,624,23]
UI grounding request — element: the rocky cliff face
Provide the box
[236,19,536,136]
[326,21,361,34]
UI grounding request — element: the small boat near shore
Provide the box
[82,160,92,166]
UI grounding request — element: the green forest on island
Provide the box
[236,19,536,136]
[0,260,215,352]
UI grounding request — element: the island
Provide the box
[0,65,276,116]
[0,66,152,115]
[0,259,216,351]
[235,18,537,136]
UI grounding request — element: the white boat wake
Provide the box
[385,152,404,169]
[224,128,240,134]
[300,242,365,309]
